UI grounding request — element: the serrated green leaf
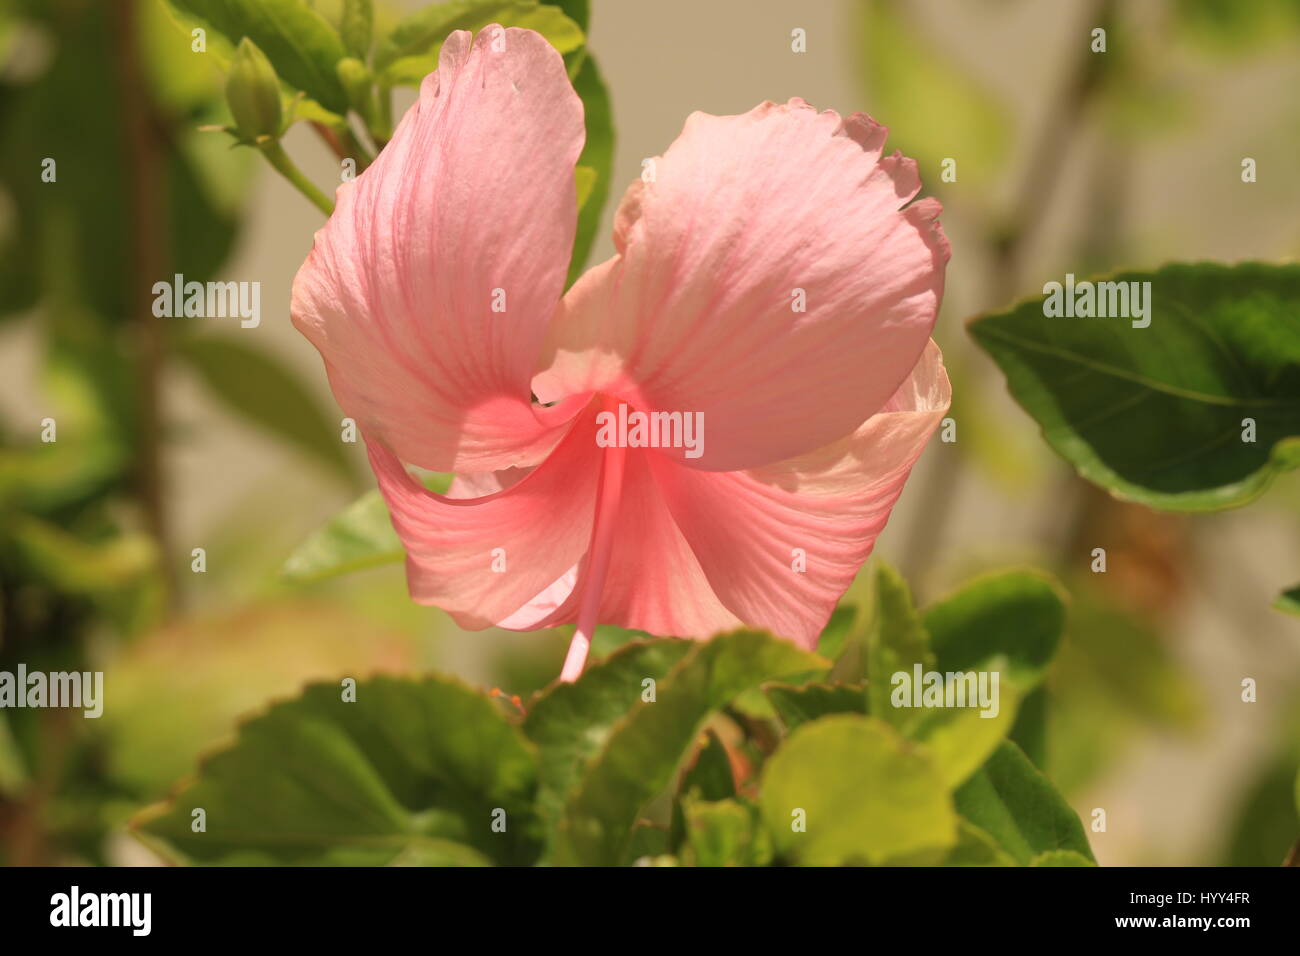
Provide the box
[521,639,693,832]
[760,715,956,866]
[969,262,1300,512]
[552,631,825,865]
[765,681,866,732]
[132,676,543,865]
[955,741,1095,864]
[866,563,933,731]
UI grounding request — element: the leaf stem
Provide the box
[258,140,335,216]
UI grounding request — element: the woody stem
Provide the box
[559,441,628,682]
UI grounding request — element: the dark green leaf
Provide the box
[132,676,543,865]
[679,730,735,802]
[1273,584,1300,616]
[969,262,1300,512]
[954,741,1095,864]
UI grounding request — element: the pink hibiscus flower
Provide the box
[291,27,951,682]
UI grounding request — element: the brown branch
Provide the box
[111,0,174,608]
[898,0,1115,592]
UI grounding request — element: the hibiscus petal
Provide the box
[535,99,949,472]
[496,447,744,637]
[292,27,586,473]
[366,404,603,629]
[649,341,951,647]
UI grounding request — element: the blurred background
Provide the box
[1,0,1298,866]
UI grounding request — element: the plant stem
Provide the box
[898,0,1114,594]
[112,0,175,609]
[259,140,335,216]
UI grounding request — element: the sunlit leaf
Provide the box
[760,715,956,865]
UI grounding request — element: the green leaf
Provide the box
[566,53,613,288]
[7,515,156,597]
[969,262,1300,512]
[132,676,543,865]
[866,563,933,731]
[177,333,357,486]
[374,1,584,82]
[765,681,866,733]
[910,667,1021,789]
[859,0,1011,189]
[955,741,1095,865]
[281,490,400,582]
[339,0,373,60]
[815,604,857,661]
[521,639,693,831]
[1031,849,1096,867]
[681,797,770,867]
[281,474,453,583]
[679,730,735,802]
[924,568,1067,689]
[946,819,1018,866]
[1010,685,1049,767]
[574,164,597,210]
[1273,584,1300,616]
[548,0,589,31]
[552,631,825,865]
[168,0,350,113]
[760,715,956,866]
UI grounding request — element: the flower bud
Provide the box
[226,37,283,143]
[336,56,371,116]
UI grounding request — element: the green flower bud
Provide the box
[226,37,283,143]
[336,56,371,115]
